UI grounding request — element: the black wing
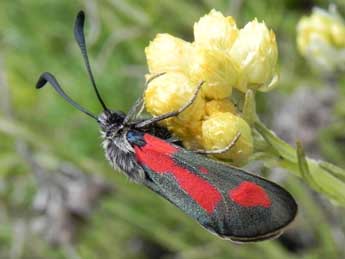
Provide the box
[129,131,297,242]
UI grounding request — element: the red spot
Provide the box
[229,181,271,208]
[199,167,209,174]
[135,134,221,213]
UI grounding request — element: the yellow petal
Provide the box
[201,112,253,165]
[144,72,205,122]
[164,119,203,149]
[297,7,345,53]
[229,19,278,92]
[205,99,236,116]
[190,47,239,99]
[194,9,239,49]
[296,7,345,71]
[145,34,193,74]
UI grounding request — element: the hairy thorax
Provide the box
[98,109,175,183]
[101,128,146,183]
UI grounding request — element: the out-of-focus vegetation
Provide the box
[1,0,345,258]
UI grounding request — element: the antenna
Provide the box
[36,72,99,121]
[74,10,109,111]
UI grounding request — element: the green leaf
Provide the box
[296,142,321,191]
[242,90,257,126]
[320,161,345,182]
[254,120,297,162]
[255,119,345,205]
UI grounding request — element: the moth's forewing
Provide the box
[173,148,297,241]
[131,131,297,242]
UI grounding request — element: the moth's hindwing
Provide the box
[128,131,297,242]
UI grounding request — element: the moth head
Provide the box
[98,110,126,137]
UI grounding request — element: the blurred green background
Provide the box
[1,0,345,258]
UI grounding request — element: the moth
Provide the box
[36,11,297,242]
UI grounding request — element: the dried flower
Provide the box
[190,47,238,99]
[193,9,238,49]
[297,6,345,72]
[145,33,193,75]
[205,99,237,116]
[202,112,253,165]
[144,72,205,123]
[229,19,278,92]
[143,10,279,165]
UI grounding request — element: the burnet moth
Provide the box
[36,11,297,242]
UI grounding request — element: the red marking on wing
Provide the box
[229,181,271,208]
[134,134,221,213]
[199,167,209,174]
[142,134,177,154]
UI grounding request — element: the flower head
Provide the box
[143,10,278,165]
[190,47,238,99]
[145,34,193,75]
[229,19,278,92]
[202,112,253,165]
[297,6,345,72]
[193,9,238,49]
[205,99,237,116]
[144,73,205,122]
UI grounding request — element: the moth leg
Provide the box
[165,136,181,143]
[134,81,204,128]
[124,72,166,124]
[123,97,144,124]
[193,133,241,154]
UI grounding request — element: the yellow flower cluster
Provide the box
[297,6,345,72]
[144,9,278,165]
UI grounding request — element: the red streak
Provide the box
[135,134,222,213]
[229,181,271,208]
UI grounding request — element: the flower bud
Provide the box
[145,34,193,74]
[229,19,278,92]
[190,47,238,99]
[297,7,345,54]
[194,9,238,49]
[167,120,203,149]
[201,112,253,165]
[297,7,345,72]
[144,72,205,123]
[205,99,236,116]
